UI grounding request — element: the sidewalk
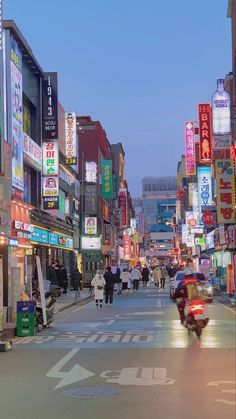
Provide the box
[215,291,236,309]
[54,288,93,313]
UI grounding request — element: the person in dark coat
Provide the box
[59,263,68,293]
[104,266,115,306]
[71,266,82,303]
[48,261,57,285]
[167,264,177,278]
[115,268,122,295]
[142,265,150,287]
[54,260,61,287]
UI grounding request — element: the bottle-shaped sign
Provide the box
[212,79,231,134]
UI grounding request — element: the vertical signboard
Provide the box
[65,112,77,165]
[42,141,59,209]
[197,166,212,207]
[85,217,97,235]
[216,159,235,224]
[185,121,196,175]
[198,103,213,164]
[212,79,231,135]
[118,188,127,228]
[85,162,97,183]
[102,160,113,198]
[11,35,24,192]
[42,72,58,140]
[123,231,131,260]
[42,141,59,175]
[85,185,97,214]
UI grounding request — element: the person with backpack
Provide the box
[115,268,122,295]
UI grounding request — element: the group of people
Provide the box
[152,263,177,289]
[48,259,69,293]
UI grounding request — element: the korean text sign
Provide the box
[197,166,212,207]
[102,160,113,198]
[118,189,127,228]
[185,121,196,175]
[65,112,77,165]
[42,72,58,140]
[198,103,212,164]
[216,159,235,224]
[43,141,59,176]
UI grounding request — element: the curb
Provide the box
[56,295,93,313]
[215,295,236,309]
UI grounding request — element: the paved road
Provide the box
[1,286,235,419]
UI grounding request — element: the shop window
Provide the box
[23,95,37,141]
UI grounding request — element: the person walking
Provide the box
[104,266,115,306]
[167,263,177,279]
[115,268,122,295]
[60,263,68,293]
[91,270,106,307]
[48,260,57,285]
[130,265,142,291]
[54,260,61,289]
[142,265,150,287]
[121,268,130,295]
[71,265,82,303]
[160,264,168,290]
[153,265,161,288]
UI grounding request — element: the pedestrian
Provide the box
[60,263,68,293]
[167,263,177,279]
[103,266,115,306]
[115,268,122,295]
[91,270,106,307]
[160,264,168,289]
[48,260,57,285]
[121,268,130,295]
[130,265,142,291]
[71,265,82,303]
[142,265,150,287]
[54,260,61,288]
[153,265,161,288]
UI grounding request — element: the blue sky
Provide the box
[4,0,231,195]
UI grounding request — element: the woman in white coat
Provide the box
[91,270,106,307]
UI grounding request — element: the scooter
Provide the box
[33,291,56,331]
[183,299,209,337]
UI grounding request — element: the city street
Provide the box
[0,285,235,419]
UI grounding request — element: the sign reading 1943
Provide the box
[42,72,58,140]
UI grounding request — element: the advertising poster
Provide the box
[12,119,24,191]
[42,72,58,140]
[216,159,235,224]
[85,217,97,235]
[185,121,196,175]
[102,160,113,198]
[42,141,59,176]
[85,161,97,183]
[118,188,127,228]
[213,134,232,150]
[197,166,212,207]
[23,132,42,171]
[212,79,231,135]
[81,236,101,250]
[65,112,77,165]
[198,103,212,164]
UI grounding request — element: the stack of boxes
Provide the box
[16,301,36,337]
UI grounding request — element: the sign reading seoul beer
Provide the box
[185,121,196,175]
[65,112,77,165]
[216,159,235,224]
[198,104,212,164]
[42,72,58,140]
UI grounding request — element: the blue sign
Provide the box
[9,238,19,247]
[31,227,73,249]
[30,227,49,244]
[197,166,212,207]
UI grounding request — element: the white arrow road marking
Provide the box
[207,380,236,406]
[46,348,95,389]
[207,381,236,386]
[214,399,236,406]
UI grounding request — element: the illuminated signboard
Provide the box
[185,121,196,175]
[85,161,97,183]
[65,112,77,165]
[42,176,59,196]
[216,159,235,224]
[123,231,131,259]
[42,72,58,140]
[212,79,231,135]
[42,141,59,176]
[118,188,127,228]
[81,236,101,250]
[30,227,73,249]
[198,103,212,164]
[84,217,97,235]
[102,160,113,198]
[197,166,212,207]
[23,132,42,171]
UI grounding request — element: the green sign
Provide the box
[102,160,113,198]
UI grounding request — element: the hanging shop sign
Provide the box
[42,72,58,140]
[59,166,74,186]
[11,43,24,192]
[85,161,97,183]
[23,132,42,171]
[81,236,101,250]
[12,220,32,239]
[226,225,236,247]
[104,224,111,245]
[84,217,97,235]
[216,159,236,224]
[185,121,196,175]
[186,211,198,228]
[65,112,77,165]
[123,231,131,260]
[42,141,59,176]
[118,188,127,228]
[102,160,113,198]
[212,79,231,135]
[213,134,232,150]
[197,166,212,207]
[30,226,73,249]
[43,196,59,210]
[181,224,194,247]
[42,176,59,196]
[85,184,97,214]
[198,103,212,164]
[103,200,111,223]
[201,211,215,226]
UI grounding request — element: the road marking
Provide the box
[100,367,175,386]
[72,300,92,312]
[125,311,164,316]
[46,348,95,389]
[207,380,236,406]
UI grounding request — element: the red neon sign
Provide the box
[198,103,212,164]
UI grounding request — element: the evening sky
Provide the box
[4,0,231,195]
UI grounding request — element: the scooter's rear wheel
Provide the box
[195,325,202,337]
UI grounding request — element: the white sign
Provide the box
[65,112,77,164]
[212,79,231,135]
[42,176,59,196]
[182,224,194,247]
[186,211,198,228]
[42,141,59,176]
[81,236,101,250]
[85,162,97,183]
[213,134,232,150]
[23,132,42,171]
[85,217,97,235]
[197,166,212,207]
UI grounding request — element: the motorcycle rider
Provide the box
[172,268,198,323]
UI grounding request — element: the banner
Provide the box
[102,160,113,198]
[42,72,58,140]
[85,161,97,183]
[118,188,127,228]
[65,112,77,165]
[198,103,212,164]
[197,166,212,207]
[185,121,196,175]
[216,159,235,224]
[85,217,97,235]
